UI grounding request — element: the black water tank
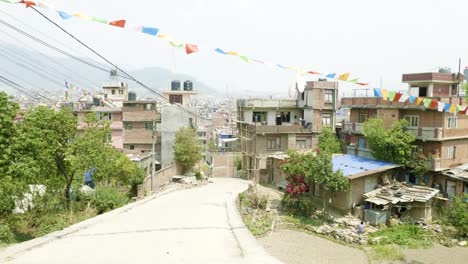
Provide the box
[171,80,181,91]
[183,80,193,91]
[128,91,136,101]
[93,97,100,106]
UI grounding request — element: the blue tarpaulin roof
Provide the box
[332,155,398,178]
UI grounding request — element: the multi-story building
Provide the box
[237,80,339,181]
[341,69,467,196]
[122,98,160,159]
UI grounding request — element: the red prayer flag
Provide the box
[429,100,438,109]
[393,92,402,102]
[357,82,369,86]
[308,71,321,75]
[21,0,36,8]
[185,43,199,55]
[109,20,126,28]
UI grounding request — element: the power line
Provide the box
[0,19,113,75]
[29,6,207,120]
[0,74,51,102]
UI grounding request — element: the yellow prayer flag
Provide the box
[227,51,238,56]
[73,13,91,20]
[338,73,350,81]
[381,89,388,100]
[449,104,457,113]
[416,97,423,105]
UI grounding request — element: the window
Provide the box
[405,115,419,127]
[301,92,305,100]
[129,145,135,150]
[145,103,154,111]
[412,145,423,154]
[359,113,367,123]
[324,90,333,103]
[252,112,267,123]
[124,123,133,130]
[105,133,112,143]
[296,139,306,149]
[446,180,456,198]
[448,116,458,128]
[189,117,193,127]
[322,113,332,127]
[280,112,291,123]
[447,146,456,159]
[118,89,124,95]
[97,112,112,121]
[169,94,183,104]
[267,137,281,150]
[145,121,154,130]
[358,137,366,149]
[111,89,116,95]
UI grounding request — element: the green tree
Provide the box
[448,194,468,237]
[318,127,342,154]
[362,118,415,165]
[407,153,429,185]
[174,127,203,173]
[0,92,20,218]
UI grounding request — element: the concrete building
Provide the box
[237,80,339,180]
[341,69,467,197]
[122,99,160,159]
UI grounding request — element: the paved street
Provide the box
[2,178,281,264]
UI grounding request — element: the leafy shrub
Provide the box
[91,187,128,214]
[0,184,15,218]
[0,224,14,244]
[369,224,433,248]
[245,212,272,236]
[33,214,68,236]
[369,245,404,263]
[241,189,268,210]
[448,194,468,237]
[194,171,204,181]
[282,193,314,217]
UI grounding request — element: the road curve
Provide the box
[2,178,282,264]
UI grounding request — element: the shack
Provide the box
[363,183,439,224]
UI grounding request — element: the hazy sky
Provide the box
[2,0,467,97]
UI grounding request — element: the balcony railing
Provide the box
[248,124,313,134]
[404,127,443,140]
[343,122,364,134]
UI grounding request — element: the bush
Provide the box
[0,224,14,244]
[282,193,314,217]
[91,187,128,214]
[33,214,68,236]
[194,171,204,181]
[0,184,15,218]
[448,194,468,237]
[369,245,404,263]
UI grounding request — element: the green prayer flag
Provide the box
[239,55,249,63]
[92,17,108,24]
[388,91,396,101]
[349,78,359,83]
[170,40,184,48]
[423,99,431,108]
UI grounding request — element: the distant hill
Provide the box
[0,44,217,97]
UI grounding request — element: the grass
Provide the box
[368,245,405,263]
[281,215,324,228]
[239,190,272,237]
[369,224,434,248]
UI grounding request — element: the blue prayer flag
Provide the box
[214,48,227,54]
[373,88,382,97]
[58,11,73,20]
[142,27,159,36]
[326,73,336,79]
[408,96,416,103]
[444,103,451,112]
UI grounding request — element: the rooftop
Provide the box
[332,155,400,179]
[237,98,298,108]
[363,183,440,205]
[442,163,468,182]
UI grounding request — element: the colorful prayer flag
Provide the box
[325,73,336,79]
[398,95,409,103]
[58,11,73,20]
[429,100,438,109]
[276,64,287,69]
[338,73,350,81]
[373,88,382,98]
[381,89,388,100]
[185,43,199,54]
[92,17,108,24]
[227,51,238,56]
[308,71,320,75]
[349,78,359,83]
[416,97,423,105]
[444,103,451,112]
[408,96,416,103]
[109,20,126,28]
[449,104,457,113]
[388,91,396,101]
[357,82,369,86]
[423,99,431,108]
[437,102,445,112]
[74,13,91,20]
[394,92,402,102]
[214,48,227,55]
[239,55,249,63]
[142,27,159,36]
[21,1,36,8]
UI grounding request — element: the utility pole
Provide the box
[151,118,156,192]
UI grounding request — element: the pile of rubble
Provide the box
[307,215,378,245]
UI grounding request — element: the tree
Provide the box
[318,127,342,154]
[0,92,20,218]
[407,153,429,185]
[174,127,203,173]
[362,118,415,165]
[448,194,468,237]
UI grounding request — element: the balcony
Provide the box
[405,127,443,141]
[249,124,313,134]
[345,146,373,159]
[238,99,298,108]
[343,122,364,134]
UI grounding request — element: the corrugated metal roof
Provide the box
[332,155,399,178]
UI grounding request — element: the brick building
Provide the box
[341,70,468,196]
[237,80,338,181]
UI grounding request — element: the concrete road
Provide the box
[2,178,281,264]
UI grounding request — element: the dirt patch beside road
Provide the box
[259,229,368,264]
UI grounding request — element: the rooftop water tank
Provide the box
[439,67,451,74]
[128,91,136,101]
[171,80,181,91]
[183,80,193,91]
[92,97,100,106]
[464,68,468,81]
